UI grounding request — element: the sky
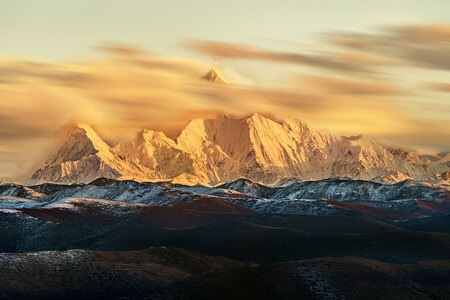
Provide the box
[0,0,449,181]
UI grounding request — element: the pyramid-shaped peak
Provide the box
[76,122,96,132]
[55,122,94,142]
[58,121,102,140]
[71,123,108,147]
[59,120,89,131]
[201,68,228,84]
[41,122,109,166]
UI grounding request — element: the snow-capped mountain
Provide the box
[112,129,196,181]
[30,122,143,183]
[201,68,228,84]
[29,114,449,185]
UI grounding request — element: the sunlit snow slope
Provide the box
[29,114,449,185]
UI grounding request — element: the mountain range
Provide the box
[29,113,450,185]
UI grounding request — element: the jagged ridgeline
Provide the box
[29,114,450,185]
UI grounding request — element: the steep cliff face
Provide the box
[29,115,449,185]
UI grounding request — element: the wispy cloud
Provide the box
[185,40,370,73]
[327,23,450,70]
[381,118,450,151]
[428,82,450,93]
[300,75,404,96]
[327,51,395,66]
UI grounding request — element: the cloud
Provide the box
[328,52,395,66]
[402,46,450,70]
[391,24,450,43]
[95,43,147,57]
[185,40,370,73]
[379,118,450,152]
[327,23,450,70]
[428,82,450,93]
[300,75,404,96]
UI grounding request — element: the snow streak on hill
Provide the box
[1,177,449,216]
[29,114,450,185]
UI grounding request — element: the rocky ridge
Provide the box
[29,114,450,185]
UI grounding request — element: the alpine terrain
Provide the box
[29,113,450,185]
[3,109,450,299]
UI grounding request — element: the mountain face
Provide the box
[201,68,228,84]
[112,129,196,180]
[31,123,121,183]
[29,114,449,185]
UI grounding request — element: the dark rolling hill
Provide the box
[1,178,449,298]
[0,247,448,300]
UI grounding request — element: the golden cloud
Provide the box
[327,23,450,70]
[328,52,396,66]
[185,40,370,73]
[379,118,450,151]
[0,38,448,180]
[428,83,450,93]
[300,75,404,96]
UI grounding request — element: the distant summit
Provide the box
[201,68,228,84]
